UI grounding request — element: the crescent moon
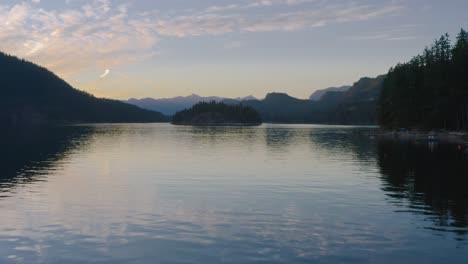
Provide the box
[100,69,110,78]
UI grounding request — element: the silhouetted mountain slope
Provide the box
[309,85,351,101]
[238,76,384,124]
[242,93,318,123]
[318,75,385,124]
[126,94,257,115]
[0,52,167,125]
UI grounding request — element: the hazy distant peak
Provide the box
[309,85,351,101]
[232,95,258,101]
[187,94,202,99]
[239,95,258,101]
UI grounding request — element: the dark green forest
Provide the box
[0,52,168,125]
[379,29,468,130]
[172,101,262,125]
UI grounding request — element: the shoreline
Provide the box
[373,129,468,145]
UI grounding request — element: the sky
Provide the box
[0,0,467,100]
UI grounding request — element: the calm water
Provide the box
[0,124,467,264]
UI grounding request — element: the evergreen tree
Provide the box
[378,28,468,130]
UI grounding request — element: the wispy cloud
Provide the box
[154,3,402,37]
[204,0,314,13]
[0,0,157,79]
[349,24,423,41]
[0,0,404,81]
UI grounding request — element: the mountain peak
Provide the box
[241,95,258,101]
[264,92,295,100]
[309,86,351,101]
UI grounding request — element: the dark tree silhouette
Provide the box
[379,29,468,130]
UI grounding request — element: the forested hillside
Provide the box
[237,75,384,124]
[320,75,385,124]
[0,52,168,125]
[379,29,468,130]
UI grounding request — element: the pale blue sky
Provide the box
[0,0,467,99]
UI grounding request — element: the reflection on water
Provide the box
[0,124,467,263]
[0,126,94,194]
[377,140,468,238]
[307,127,378,162]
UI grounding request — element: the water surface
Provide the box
[0,124,467,263]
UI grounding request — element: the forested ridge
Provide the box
[0,52,168,125]
[379,29,468,130]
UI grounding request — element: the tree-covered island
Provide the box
[172,101,262,126]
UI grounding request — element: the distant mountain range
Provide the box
[126,94,257,115]
[127,75,385,124]
[0,52,167,125]
[0,50,384,126]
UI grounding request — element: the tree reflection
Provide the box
[307,127,377,161]
[377,140,468,237]
[0,125,94,192]
[306,128,468,239]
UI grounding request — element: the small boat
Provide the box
[427,133,439,142]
